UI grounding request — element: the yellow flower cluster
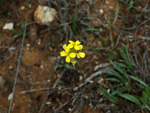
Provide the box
[60,40,85,66]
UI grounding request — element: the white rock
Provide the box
[99,9,104,14]
[34,5,57,26]
[8,93,13,100]
[3,23,14,30]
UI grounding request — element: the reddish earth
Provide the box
[0,0,149,113]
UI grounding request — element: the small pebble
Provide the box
[8,93,13,100]
[85,95,88,99]
[9,65,13,70]
[99,9,104,14]
[109,6,113,9]
[73,87,78,91]
[99,78,104,83]
[21,6,25,10]
[89,80,93,84]
[58,87,62,90]
[37,39,41,45]
[105,1,109,4]
[28,4,32,8]
[40,65,44,69]
[107,89,110,93]
[3,23,14,30]
[26,43,30,47]
[46,102,51,105]
[68,108,72,111]
[79,76,83,81]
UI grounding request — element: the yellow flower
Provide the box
[60,44,76,63]
[71,59,76,67]
[68,40,83,50]
[60,40,85,66]
[76,52,85,58]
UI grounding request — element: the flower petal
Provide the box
[75,40,80,45]
[79,45,83,50]
[65,47,70,53]
[63,44,67,49]
[60,51,66,56]
[74,45,80,50]
[69,40,74,44]
[71,59,76,66]
[79,52,85,58]
[77,53,80,58]
[68,44,73,48]
[69,53,76,58]
[66,56,70,63]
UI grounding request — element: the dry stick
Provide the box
[79,63,110,88]
[8,20,27,113]
[20,87,70,94]
[79,71,104,88]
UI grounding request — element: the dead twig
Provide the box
[8,20,27,113]
[79,70,104,88]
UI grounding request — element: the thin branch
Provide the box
[8,20,27,113]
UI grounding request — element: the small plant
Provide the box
[140,86,150,112]
[105,43,133,91]
[72,17,81,36]
[119,0,140,12]
[54,59,72,71]
[118,85,150,112]
[99,43,150,112]
[11,18,25,40]
[60,40,85,67]
[107,2,119,48]
[99,86,121,104]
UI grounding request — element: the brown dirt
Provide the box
[0,0,149,113]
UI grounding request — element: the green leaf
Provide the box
[110,62,130,81]
[119,43,133,69]
[99,86,120,104]
[72,16,79,36]
[111,89,126,95]
[108,96,120,104]
[54,65,63,71]
[64,64,72,69]
[145,86,150,95]
[115,62,127,68]
[109,30,114,48]
[106,78,121,82]
[107,19,112,26]
[13,29,18,34]
[108,54,116,61]
[110,61,125,75]
[105,68,125,82]
[127,0,134,12]
[58,80,63,84]
[118,94,141,106]
[11,31,23,40]
[100,39,106,47]
[136,83,145,89]
[113,2,119,26]
[129,76,148,87]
